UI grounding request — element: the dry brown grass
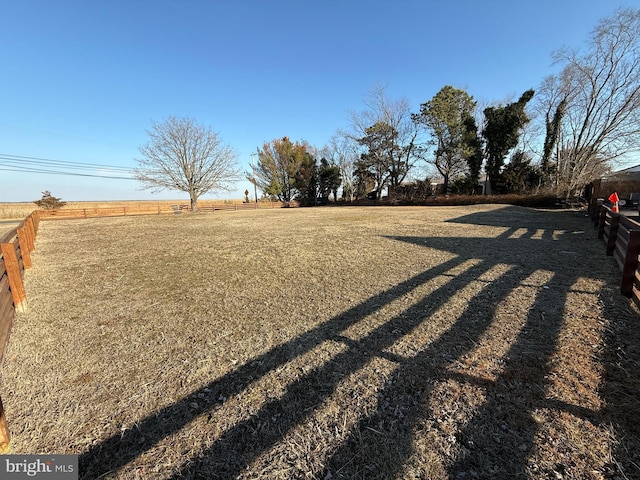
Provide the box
[0,203,36,220]
[2,205,640,479]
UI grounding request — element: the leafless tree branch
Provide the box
[134,116,241,211]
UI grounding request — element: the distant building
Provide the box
[594,164,640,202]
[603,164,640,181]
[429,175,490,195]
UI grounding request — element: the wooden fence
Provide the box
[0,211,40,453]
[0,202,285,451]
[591,202,640,303]
[38,201,283,220]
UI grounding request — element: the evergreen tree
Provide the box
[34,191,66,210]
[482,89,535,192]
[413,86,477,194]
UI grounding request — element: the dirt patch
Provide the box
[2,205,639,479]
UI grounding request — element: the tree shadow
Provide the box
[319,219,596,477]
[77,206,636,479]
[80,254,471,478]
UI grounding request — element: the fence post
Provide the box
[32,211,40,234]
[604,211,621,256]
[25,216,36,252]
[621,229,640,296]
[16,228,32,269]
[0,244,26,313]
[0,397,10,453]
[597,207,607,239]
[22,219,32,252]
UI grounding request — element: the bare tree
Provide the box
[135,116,241,212]
[345,85,420,198]
[539,8,640,197]
[535,75,568,180]
[320,134,359,202]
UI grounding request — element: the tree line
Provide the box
[135,8,640,210]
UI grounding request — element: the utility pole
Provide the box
[250,152,258,203]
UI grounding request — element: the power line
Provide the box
[0,153,133,171]
[0,166,135,180]
[0,153,136,180]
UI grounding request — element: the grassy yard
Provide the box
[3,205,639,479]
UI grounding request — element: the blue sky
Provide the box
[1,0,637,202]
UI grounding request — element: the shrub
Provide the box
[34,191,67,210]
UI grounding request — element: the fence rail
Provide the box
[591,203,640,303]
[0,211,40,453]
[38,201,283,220]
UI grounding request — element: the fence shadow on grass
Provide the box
[319,223,602,478]
[78,207,636,478]
[80,248,470,478]
[598,279,640,477]
[323,237,583,478]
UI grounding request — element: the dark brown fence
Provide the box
[592,204,640,303]
[0,211,40,452]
